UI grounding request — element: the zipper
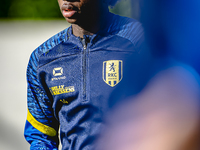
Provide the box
[82,38,87,101]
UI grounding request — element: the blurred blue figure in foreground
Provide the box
[95,0,200,150]
[141,0,200,73]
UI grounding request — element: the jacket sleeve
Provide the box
[24,51,59,150]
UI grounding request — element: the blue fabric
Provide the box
[24,121,59,150]
[140,0,200,73]
[24,12,144,150]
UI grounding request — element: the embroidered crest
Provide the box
[103,60,123,87]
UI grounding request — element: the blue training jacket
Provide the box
[24,12,144,150]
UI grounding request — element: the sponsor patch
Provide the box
[49,85,75,95]
[103,60,123,87]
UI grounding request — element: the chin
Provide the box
[65,18,78,24]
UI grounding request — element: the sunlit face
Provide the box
[57,0,100,24]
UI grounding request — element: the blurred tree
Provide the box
[0,0,13,18]
[109,0,132,18]
[130,0,140,20]
[109,0,140,20]
[7,0,62,19]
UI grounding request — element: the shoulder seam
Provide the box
[37,28,69,58]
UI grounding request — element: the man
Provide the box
[24,0,144,149]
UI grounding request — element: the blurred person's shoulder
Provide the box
[141,58,200,107]
[152,59,200,91]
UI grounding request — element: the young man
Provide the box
[24,0,144,149]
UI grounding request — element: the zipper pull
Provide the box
[81,38,87,50]
[83,43,87,50]
[82,35,91,50]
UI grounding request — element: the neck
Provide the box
[72,24,95,38]
[72,7,109,38]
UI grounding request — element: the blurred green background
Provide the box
[0,0,140,20]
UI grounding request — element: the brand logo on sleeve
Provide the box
[103,60,123,87]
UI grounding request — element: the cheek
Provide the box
[57,0,63,8]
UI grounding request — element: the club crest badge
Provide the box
[103,60,123,87]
